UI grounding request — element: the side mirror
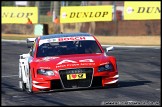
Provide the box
[26,38,36,48]
[106,46,114,53]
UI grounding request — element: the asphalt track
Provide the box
[1,41,161,106]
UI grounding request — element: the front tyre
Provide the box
[109,82,119,88]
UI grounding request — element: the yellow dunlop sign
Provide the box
[2,7,38,24]
[124,1,161,20]
[60,6,112,23]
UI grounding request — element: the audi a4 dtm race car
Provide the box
[19,33,119,93]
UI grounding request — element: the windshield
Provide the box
[36,40,102,57]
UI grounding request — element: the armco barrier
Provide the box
[2,24,34,35]
[61,20,160,36]
[117,20,161,36]
[2,24,49,35]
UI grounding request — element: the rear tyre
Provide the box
[19,77,26,91]
[26,69,33,93]
[19,68,26,91]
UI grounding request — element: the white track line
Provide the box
[2,75,19,78]
[102,45,160,48]
[2,39,26,42]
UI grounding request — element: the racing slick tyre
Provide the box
[109,82,119,88]
[104,82,119,89]
[26,39,33,48]
[19,70,26,91]
[26,69,33,93]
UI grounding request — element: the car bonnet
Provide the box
[34,53,109,70]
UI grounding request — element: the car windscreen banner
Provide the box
[124,1,161,20]
[39,36,95,46]
[2,7,38,24]
[60,6,112,23]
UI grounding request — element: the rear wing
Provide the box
[26,38,36,48]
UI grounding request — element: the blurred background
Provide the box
[1,1,161,46]
[2,1,124,23]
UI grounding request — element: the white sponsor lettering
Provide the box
[39,36,95,46]
[58,37,86,42]
[57,60,77,65]
[79,59,94,62]
[57,59,94,65]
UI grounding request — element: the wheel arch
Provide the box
[108,56,118,72]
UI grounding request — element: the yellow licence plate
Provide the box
[67,73,86,80]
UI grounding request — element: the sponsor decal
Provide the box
[35,57,59,62]
[124,1,160,20]
[67,73,86,80]
[39,67,50,69]
[39,36,95,46]
[56,59,95,68]
[58,37,86,42]
[47,39,57,42]
[57,59,94,65]
[57,60,77,65]
[42,57,59,61]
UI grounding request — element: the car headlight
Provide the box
[98,64,113,72]
[37,69,54,76]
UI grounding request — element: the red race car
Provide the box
[19,33,119,93]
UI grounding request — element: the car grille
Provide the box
[59,68,93,89]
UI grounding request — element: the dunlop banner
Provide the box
[60,6,112,23]
[2,7,38,24]
[124,1,161,20]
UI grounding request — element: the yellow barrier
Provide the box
[2,7,38,24]
[124,1,161,20]
[60,6,112,23]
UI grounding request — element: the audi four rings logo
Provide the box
[67,69,83,74]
